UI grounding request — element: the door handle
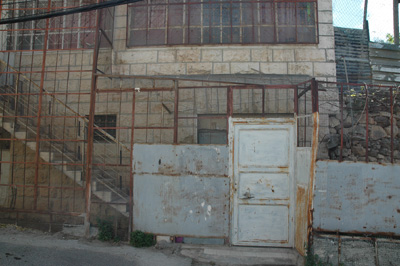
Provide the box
[243,191,254,199]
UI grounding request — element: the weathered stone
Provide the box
[374,116,390,127]
[358,114,376,125]
[329,116,340,128]
[369,125,387,140]
[343,116,353,128]
[379,148,391,156]
[384,125,399,136]
[352,145,366,157]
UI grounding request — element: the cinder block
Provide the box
[187,63,212,75]
[213,63,230,74]
[117,51,157,64]
[158,50,177,63]
[319,24,334,36]
[231,62,260,74]
[273,49,295,62]
[177,49,201,62]
[251,49,272,62]
[295,49,326,62]
[313,62,336,77]
[223,49,250,62]
[147,63,186,75]
[201,49,222,62]
[318,11,333,24]
[288,62,313,75]
[260,62,288,75]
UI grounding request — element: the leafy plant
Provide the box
[304,246,334,266]
[130,230,155,247]
[97,218,114,241]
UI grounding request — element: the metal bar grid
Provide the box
[317,81,399,164]
[0,0,102,231]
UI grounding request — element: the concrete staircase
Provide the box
[0,84,129,217]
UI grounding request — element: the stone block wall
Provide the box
[111,0,337,149]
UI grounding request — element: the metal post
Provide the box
[33,0,51,210]
[85,10,101,237]
[129,91,136,238]
[173,81,178,144]
[340,84,344,161]
[390,88,394,163]
[365,86,369,162]
[394,0,399,45]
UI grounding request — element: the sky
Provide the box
[332,0,398,42]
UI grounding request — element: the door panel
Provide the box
[238,173,289,200]
[237,205,289,243]
[238,128,289,168]
[230,118,295,247]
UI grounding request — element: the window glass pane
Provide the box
[243,27,254,43]
[277,2,296,26]
[168,28,183,44]
[188,4,201,26]
[297,27,316,43]
[231,3,240,26]
[188,28,201,44]
[221,3,231,26]
[260,26,274,43]
[277,26,296,43]
[221,27,231,44]
[297,2,316,26]
[168,5,184,26]
[129,30,147,46]
[148,29,165,45]
[242,3,253,25]
[149,5,166,28]
[260,2,273,25]
[131,6,148,28]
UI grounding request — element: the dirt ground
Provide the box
[0,224,192,266]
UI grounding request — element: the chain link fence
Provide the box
[333,0,365,29]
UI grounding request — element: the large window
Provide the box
[3,0,96,50]
[128,0,317,46]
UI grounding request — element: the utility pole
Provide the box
[363,0,368,30]
[395,0,399,45]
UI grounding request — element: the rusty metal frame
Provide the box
[0,0,101,230]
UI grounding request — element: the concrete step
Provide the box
[93,190,112,202]
[26,141,37,150]
[110,204,129,217]
[180,245,303,266]
[15,131,27,139]
[65,170,83,181]
[2,121,14,133]
[39,151,54,162]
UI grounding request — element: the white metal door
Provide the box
[229,118,295,247]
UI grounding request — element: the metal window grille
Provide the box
[128,0,318,46]
[3,0,96,50]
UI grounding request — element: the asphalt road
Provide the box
[0,226,192,266]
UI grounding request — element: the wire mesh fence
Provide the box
[332,0,365,29]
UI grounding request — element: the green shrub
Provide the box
[304,245,336,266]
[97,218,114,241]
[130,230,155,247]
